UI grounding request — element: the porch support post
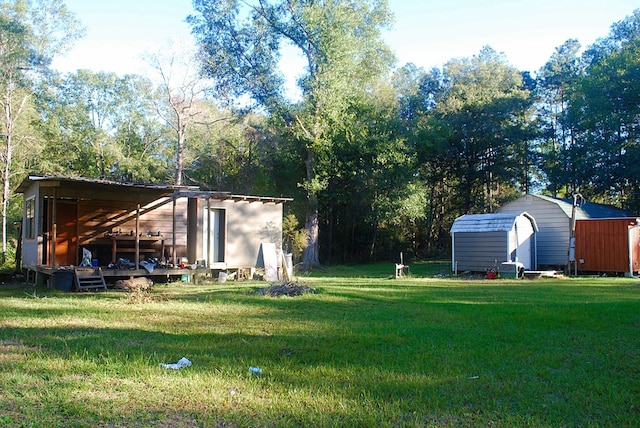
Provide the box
[172,197,177,267]
[51,187,57,269]
[75,202,80,265]
[135,203,140,266]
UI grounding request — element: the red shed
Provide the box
[574,218,640,275]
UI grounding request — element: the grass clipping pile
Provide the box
[115,277,167,304]
[254,281,317,297]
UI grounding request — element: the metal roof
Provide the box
[16,174,292,204]
[513,194,634,219]
[450,212,538,233]
[173,190,293,204]
[15,174,192,194]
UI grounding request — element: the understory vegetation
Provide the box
[1,263,638,427]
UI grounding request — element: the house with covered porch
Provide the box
[17,175,291,289]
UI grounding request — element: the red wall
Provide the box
[574,218,639,273]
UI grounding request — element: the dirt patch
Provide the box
[253,282,317,297]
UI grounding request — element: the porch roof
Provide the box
[16,175,194,204]
[173,190,293,204]
[16,175,293,204]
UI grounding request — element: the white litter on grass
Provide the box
[160,357,192,369]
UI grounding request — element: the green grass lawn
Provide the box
[1,262,639,427]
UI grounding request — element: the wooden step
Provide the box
[74,267,108,291]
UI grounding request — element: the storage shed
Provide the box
[498,194,633,269]
[450,212,537,273]
[574,218,640,275]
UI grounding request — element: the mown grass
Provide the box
[1,262,639,427]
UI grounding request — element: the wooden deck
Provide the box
[23,264,213,288]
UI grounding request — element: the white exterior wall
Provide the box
[198,199,283,269]
[21,182,40,268]
[514,214,535,268]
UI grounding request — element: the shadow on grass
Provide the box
[1,278,639,426]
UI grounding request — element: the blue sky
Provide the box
[52,0,638,78]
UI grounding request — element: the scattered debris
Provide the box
[160,357,192,370]
[117,277,164,304]
[249,366,262,374]
[253,281,317,297]
[115,277,153,291]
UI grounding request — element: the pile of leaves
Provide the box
[253,281,317,297]
[114,277,153,291]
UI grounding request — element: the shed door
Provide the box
[204,208,226,265]
[515,216,534,269]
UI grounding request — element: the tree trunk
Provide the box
[302,203,320,269]
[1,133,10,265]
[175,129,184,185]
[1,94,27,266]
[301,150,321,270]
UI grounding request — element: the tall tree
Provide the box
[434,47,532,214]
[144,40,211,185]
[34,70,169,182]
[110,74,173,183]
[536,39,583,196]
[187,108,279,195]
[392,64,452,257]
[0,0,82,264]
[327,84,416,262]
[189,0,395,269]
[567,10,640,209]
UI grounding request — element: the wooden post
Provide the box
[75,202,80,265]
[51,187,57,269]
[14,221,21,273]
[135,203,140,266]
[172,197,177,267]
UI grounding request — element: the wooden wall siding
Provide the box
[77,200,129,241]
[453,231,509,272]
[53,201,78,266]
[142,198,188,260]
[76,198,189,264]
[136,198,188,246]
[499,196,572,267]
[575,218,638,273]
[632,227,640,274]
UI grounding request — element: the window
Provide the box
[25,197,35,240]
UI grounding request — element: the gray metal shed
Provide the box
[498,194,633,269]
[450,212,538,273]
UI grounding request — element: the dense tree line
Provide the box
[1,0,639,267]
